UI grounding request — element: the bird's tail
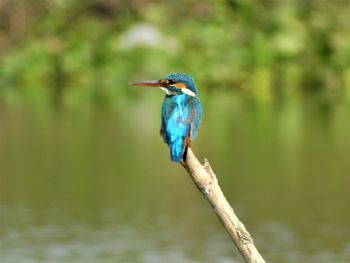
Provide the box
[169,139,184,163]
[169,136,191,163]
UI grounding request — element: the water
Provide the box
[1,92,350,262]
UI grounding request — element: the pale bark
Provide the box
[182,147,265,263]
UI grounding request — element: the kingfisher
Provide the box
[130,73,202,163]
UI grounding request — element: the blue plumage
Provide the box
[160,73,202,162]
[130,73,202,163]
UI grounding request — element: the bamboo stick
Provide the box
[182,147,265,263]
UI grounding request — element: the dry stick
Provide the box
[183,147,265,263]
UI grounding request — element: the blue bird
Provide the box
[130,73,202,163]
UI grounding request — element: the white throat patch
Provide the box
[160,87,177,96]
[159,87,196,97]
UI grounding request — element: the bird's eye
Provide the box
[168,79,176,84]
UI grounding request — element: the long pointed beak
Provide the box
[129,80,167,87]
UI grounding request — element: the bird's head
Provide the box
[130,73,198,97]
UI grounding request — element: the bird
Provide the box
[130,73,202,163]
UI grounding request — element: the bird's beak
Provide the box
[130,80,196,97]
[129,80,167,87]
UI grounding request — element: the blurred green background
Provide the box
[0,0,350,262]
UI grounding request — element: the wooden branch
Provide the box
[183,147,265,263]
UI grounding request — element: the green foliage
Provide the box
[1,0,350,107]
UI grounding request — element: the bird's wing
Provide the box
[160,99,176,143]
[187,97,203,142]
[160,118,165,142]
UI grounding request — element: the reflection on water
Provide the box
[1,93,350,262]
[1,205,238,263]
[1,206,350,263]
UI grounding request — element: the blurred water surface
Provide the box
[1,92,350,263]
